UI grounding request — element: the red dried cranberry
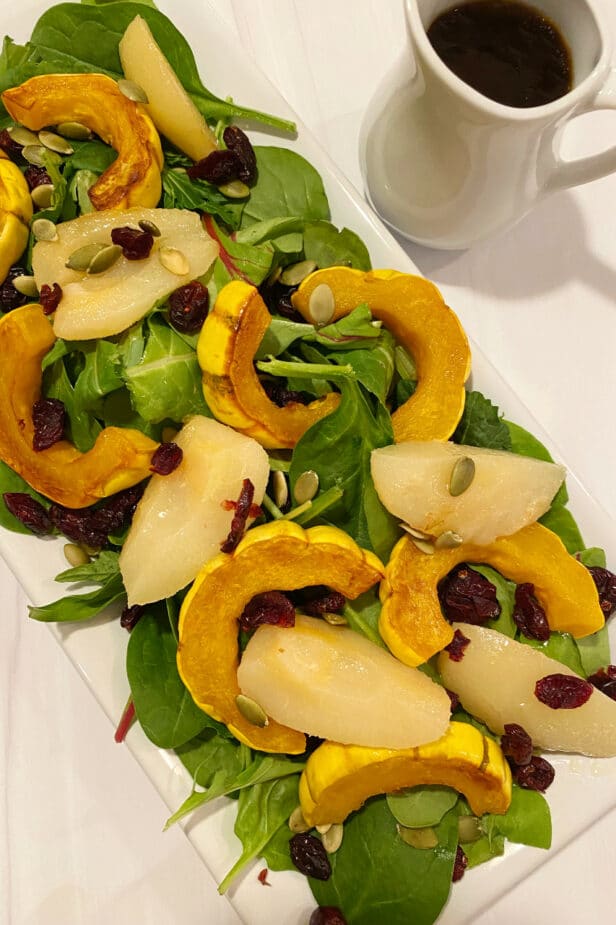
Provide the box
[438,565,500,625]
[239,590,295,632]
[24,165,51,191]
[49,484,143,547]
[452,845,468,882]
[187,148,242,184]
[39,283,62,315]
[534,673,593,709]
[290,585,346,616]
[512,755,555,791]
[262,379,311,407]
[257,868,270,886]
[0,128,23,160]
[3,492,52,535]
[168,280,210,333]
[111,226,154,260]
[512,582,549,641]
[501,722,533,766]
[309,907,348,925]
[588,665,616,700]
[220,478,255,553]
[446,688,460,711]
[0,266,29,312]
[150,442,183,475]
[587,566,616,618]
[120,604,144,632]
[289,833,331,880]
[32,397,65,451]
[444,628,471,662]
[223,125,257,183]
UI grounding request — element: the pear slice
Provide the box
[32,207,218,340]
[120,416,269,605]
[371,440,565,546]
[119,15,218,162]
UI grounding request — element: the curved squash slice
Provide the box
[177,520,385,753]
[380,524,605,667]
[292,267,471,442]
[0,304,158,508]
[299,722,512,826]
[0,149,32,279]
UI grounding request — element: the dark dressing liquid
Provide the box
[427,0,572,107]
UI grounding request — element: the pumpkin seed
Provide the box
[12,275,38,297]
[411,537,435,555]
[435,530,464,550]
[56,121,92,141]
[294,469,319,505]
[288,806,311,834]
[118,78,149,103]
[22,144,49,167]
[280,259,317,288]
[66,242,106,272]
[158,246,190,276]
[458,815,483,845]
[397,824,439,850]
[138,219,161,237]
[400,523,434,542]
[32,218,58,242]
[38,130,74,156]
[218,179,250,199]
[307,282,335,326]
[31,183,54,210]
[88,244,122,275]
[316,823,332,835]
[63,543,91,568]
[235,693,269,727]
[264,265,282,288]
[449,456,475,497]
[323,612,348,626]
[7,125,39,147]
[321,823,344,854]
[272,469,289,509]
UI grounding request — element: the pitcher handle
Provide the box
[545,66,616,191]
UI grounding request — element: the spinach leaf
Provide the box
[235,216,305,245]
[73,339,124,412]
[175,728,241,786]
[67,138,116,173]
[484,784,552,849]
[290,380,398,560]
[539,504,585,554]
[576,626,611,677]
[303,220,371,271]
[453,391,512,450]
[329,330,396,404]
[29,570,126,623]
[44,357,102,452]
[240,147,329,226]
[55,549,121,584]
[218,774,300,893]
[314,305,381,350]
[343,589,385,647]
[506,420,568,506]
[0,461,50,535]
[386,786,458,827]
[523,632,586,675]
[311,797,458,925]
[161,167,244,229]
[204,215,274,287]
[126,606,210,749]
[123,315,210,424]
[260,822,296,872]
[256,317,313,359]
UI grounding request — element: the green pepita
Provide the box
[218,179,250,199]
[22,144,49,167]
[138,219,161,237]
[158,246,190,276]
[458,815,483,845]
[323,612,348,626]
[397,824,439,849]
[56,121,92,141]
[38,130,74,156]
[280,259,317,288]
[88,244,123,275]
[66,243,107,272]
[63,543,91,568]
[7,125,39,147]
[12,275,38,297]
[272,470,289,510]
[294,469,319,505]
[235,693,269,727]
[400,523,434,542]
[307,282,335,326]
[435,530,464,549]
[118,78,149,103]
[288,806,311,834]
[410,537,435,555]
[31,183,54,210]
[322,823,344,854]
[31,218,58,242]
[449,456,476,497]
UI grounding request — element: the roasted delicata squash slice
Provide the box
[0,149,32,279]
[380,524,605,667]
[177,520,385,753]
[292,267,471,442]
[299,722,512,826]
[0,304,158,508]
[2,73,163,210]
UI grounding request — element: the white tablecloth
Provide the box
[2,1,615,923]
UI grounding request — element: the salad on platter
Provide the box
[1,3,616,924]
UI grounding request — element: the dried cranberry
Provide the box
[24,165,51,191]
[588,665,616,700]
[223,125,257,183]
[150,442,183,475]
[220,478,255,553]
[0,266,29,312]
[111,226,154,260]
[239,590,295,632]
[512,755,555,792]
[49,484,143,547]
[3,492,52,535]
[290,585,346,616]
[446,688,460,711]
[32,397,65,451]
[120,604,144,632]
[187,148,242,184]
[587,566,616,618]
[262,379,311,408]
[257,868,270,886]
[39,283,62,315]
[501,723,533,766]
[289,833,331,881]
[452,845,468,882]
[168,280,210,333]
[535,673,593,709]
[438,565,500,625]
[309,907,348,925]
[0,128,23,160]
[512,582,549,641]
[444,628,471,662]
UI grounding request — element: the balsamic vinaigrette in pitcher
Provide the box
[427,0,573,107]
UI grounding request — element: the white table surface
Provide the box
[2,1,616,923]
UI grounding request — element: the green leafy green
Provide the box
[471,565,517,637]
[386,786,458,828]
[161,167,244,229]
[343,589,385,647]
[29,570,125,623]
[524,632,585,675]
[453,391,512,449]
[302,220,371,270]
[484,784,552,849]
[55,549,120,584]
[44,357,102,452]
[240,147,330,226]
